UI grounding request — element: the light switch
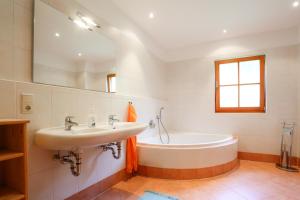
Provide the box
[21,93,34,114]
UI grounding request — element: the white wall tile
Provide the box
[13,1,32,50]
[78,149,101,191]
[0,80,16,118]
[0,41,14,80]
[15,82,57,175]
[72,90,98,124]
[111,94,131,121]
[96,142,126,180]
[16,82,52,142]
[73,90,110,124]
[14,0,34,11]
[52,165,79,200]
[14,48,32,82]
[51,87,79,126]
[0,0,13,42]
[29,169,54,200]
[94,93,112,122]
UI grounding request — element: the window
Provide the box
[106,73,116,93]
[215,55,265,113]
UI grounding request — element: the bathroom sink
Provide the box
[35,122,148,151]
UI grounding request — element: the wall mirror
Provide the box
[33,0,118,92]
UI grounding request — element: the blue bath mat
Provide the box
[139,191,179,200]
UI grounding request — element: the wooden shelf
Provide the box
[0,119,30,126]
[0,150,24,162]
[0,119,29,200]
[0,187,24,200]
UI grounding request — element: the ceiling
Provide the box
[110,0,300,50]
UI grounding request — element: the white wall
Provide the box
[166,45,299,155]
[297,45,300,158]
[0,0,166,200]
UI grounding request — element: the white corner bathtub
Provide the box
[137,132,238,179]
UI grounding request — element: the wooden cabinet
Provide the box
[0,119,29,200]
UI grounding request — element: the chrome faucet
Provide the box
[65,116,79,130]
[108,115,119,127]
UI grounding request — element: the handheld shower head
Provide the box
[156,107,165,120]
[157,107,169,144]
[159,107,164,118]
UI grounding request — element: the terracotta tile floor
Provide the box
[95,161,300,200]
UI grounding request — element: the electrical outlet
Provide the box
[21,93,34,114]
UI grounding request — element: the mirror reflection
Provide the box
[33,0,117,92]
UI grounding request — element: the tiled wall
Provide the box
[166,45,300,156]
[297,45,300,157]
[0,0,167,199]
[0,80,165,199]
[0,0,32,82]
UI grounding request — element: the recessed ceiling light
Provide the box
[223,29,227,34]
[293,1,299,7]
[149,12,155,19]
[54,32,60,37]
[78,53,82,57]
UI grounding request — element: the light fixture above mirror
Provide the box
[69,12,100,31]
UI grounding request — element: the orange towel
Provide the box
[126,103,138,174]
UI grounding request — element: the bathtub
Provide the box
[137,132,238,179]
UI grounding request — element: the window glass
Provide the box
[240,84,260,107]
[220,86,238,107]
[110,76,116,93]
[219,63,238,85]
[240,60,260,84]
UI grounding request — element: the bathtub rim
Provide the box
[137,133,235,149]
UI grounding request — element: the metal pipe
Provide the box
[54,151,82,176]
[69,151,81,176]
[53,142,122,177]
[99,142,121,159]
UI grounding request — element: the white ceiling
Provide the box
[110,0,300,50]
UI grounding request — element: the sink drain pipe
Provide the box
[53,151,82,176]
[53,142,121,176]
[99,142,121,159]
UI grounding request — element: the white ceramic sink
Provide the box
[35,122,148,151]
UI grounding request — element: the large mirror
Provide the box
[33,0,118,92]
